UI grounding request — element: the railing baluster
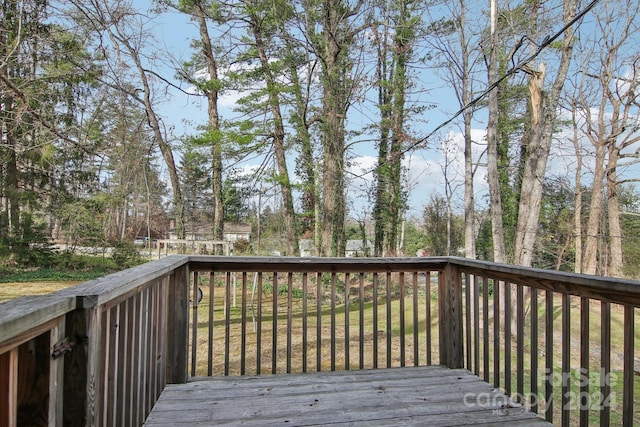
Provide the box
[256,273,263,374]
[207,272,215,376]
[530,288,538,414]
[286,273,293,374]
[149,287,159,402]
[241,272,248,375]
[131,293,141,424]
[316,272,322,372]
[190,271,198,377]
[427,271,433,366]
[386,272,392,369]
[623,304,634,426]
[504,281,512,396]
[493,277,500,388]
[302,272,308,373]
[561,294,571,426]
[473,275,479,375]
[580,297,589,425]
[373,272,379,369]
[545,290,554,423]
[118,298,129,425]
[483,276,489,382]
[413,272,419,367]
[400,271,405,367]
[106,305,117,427]
[359,272,365,370]
[465,273,471,371]
[517,283,524,402]
[143,288,153,419]
[600,301,610,427]
[344,273,350,370]
[225,272,232,376]
[271,272,278,374]
[330,272,336,371]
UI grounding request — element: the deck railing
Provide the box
[1,255,639,426]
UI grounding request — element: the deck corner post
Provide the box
[63,299,102,427]
[439,262,464,368]
[166,264,190,383]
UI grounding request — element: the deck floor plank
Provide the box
[144,366,552,426]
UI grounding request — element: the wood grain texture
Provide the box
[0,295,75,347]
[144,366,551,426]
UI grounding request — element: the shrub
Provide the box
[111,241,144,268]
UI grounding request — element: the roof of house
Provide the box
[346,240,372,251]
[224,223,252,234]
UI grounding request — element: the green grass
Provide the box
[0,268,112,283]
[0,253,125,301]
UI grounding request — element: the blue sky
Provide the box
[145,3,483,220]
[141,1,640,222]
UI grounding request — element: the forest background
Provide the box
[1,0,640,278]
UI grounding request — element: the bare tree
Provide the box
[424,0,483,259]
[575,0,640,276]
[71,0,186,238]
[512,0,578,267]
[485,0,506,263]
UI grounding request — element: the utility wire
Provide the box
[355,0,601,179]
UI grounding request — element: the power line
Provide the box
[355,0,601,180]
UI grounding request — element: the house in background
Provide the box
[223,223,252,243]
[299,239,315,257]
[167,222,252,243]
[345,239,372,257]
[298,239,372,257]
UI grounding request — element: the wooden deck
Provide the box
[144,366,552,426]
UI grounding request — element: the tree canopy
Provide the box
[1,0,639,277]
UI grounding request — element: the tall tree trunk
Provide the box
[249,9,298,256]
[463,108,475,259]
[571,104,583,273]
[387,11,408,257]
[194,4,224,246]
[513,0,577,267]
[373,21,391,257]
[461,5,476,259]
[606,147,623,277]
[317,0,351,257]
[486,0,506,263]
[288,51,317,250]
[583,142,605,275]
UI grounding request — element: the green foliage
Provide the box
[277,284,303,298]
[233,239,252,255]
[59,197,109,249]
[0,212,54,268]
[223,175,254,222]
[402,220,428,257]
[619,186,640,278]
[0,252,118,282]
[422,194,463,256]
[533,178,575,271]
[111,241,144,269]
[475,218,494,262]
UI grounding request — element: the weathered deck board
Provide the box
[144,366,552,426]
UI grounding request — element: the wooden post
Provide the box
[63,300,103,427]
[0,349,18,427]
[438,263,463,368]
[166,265,189,384]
